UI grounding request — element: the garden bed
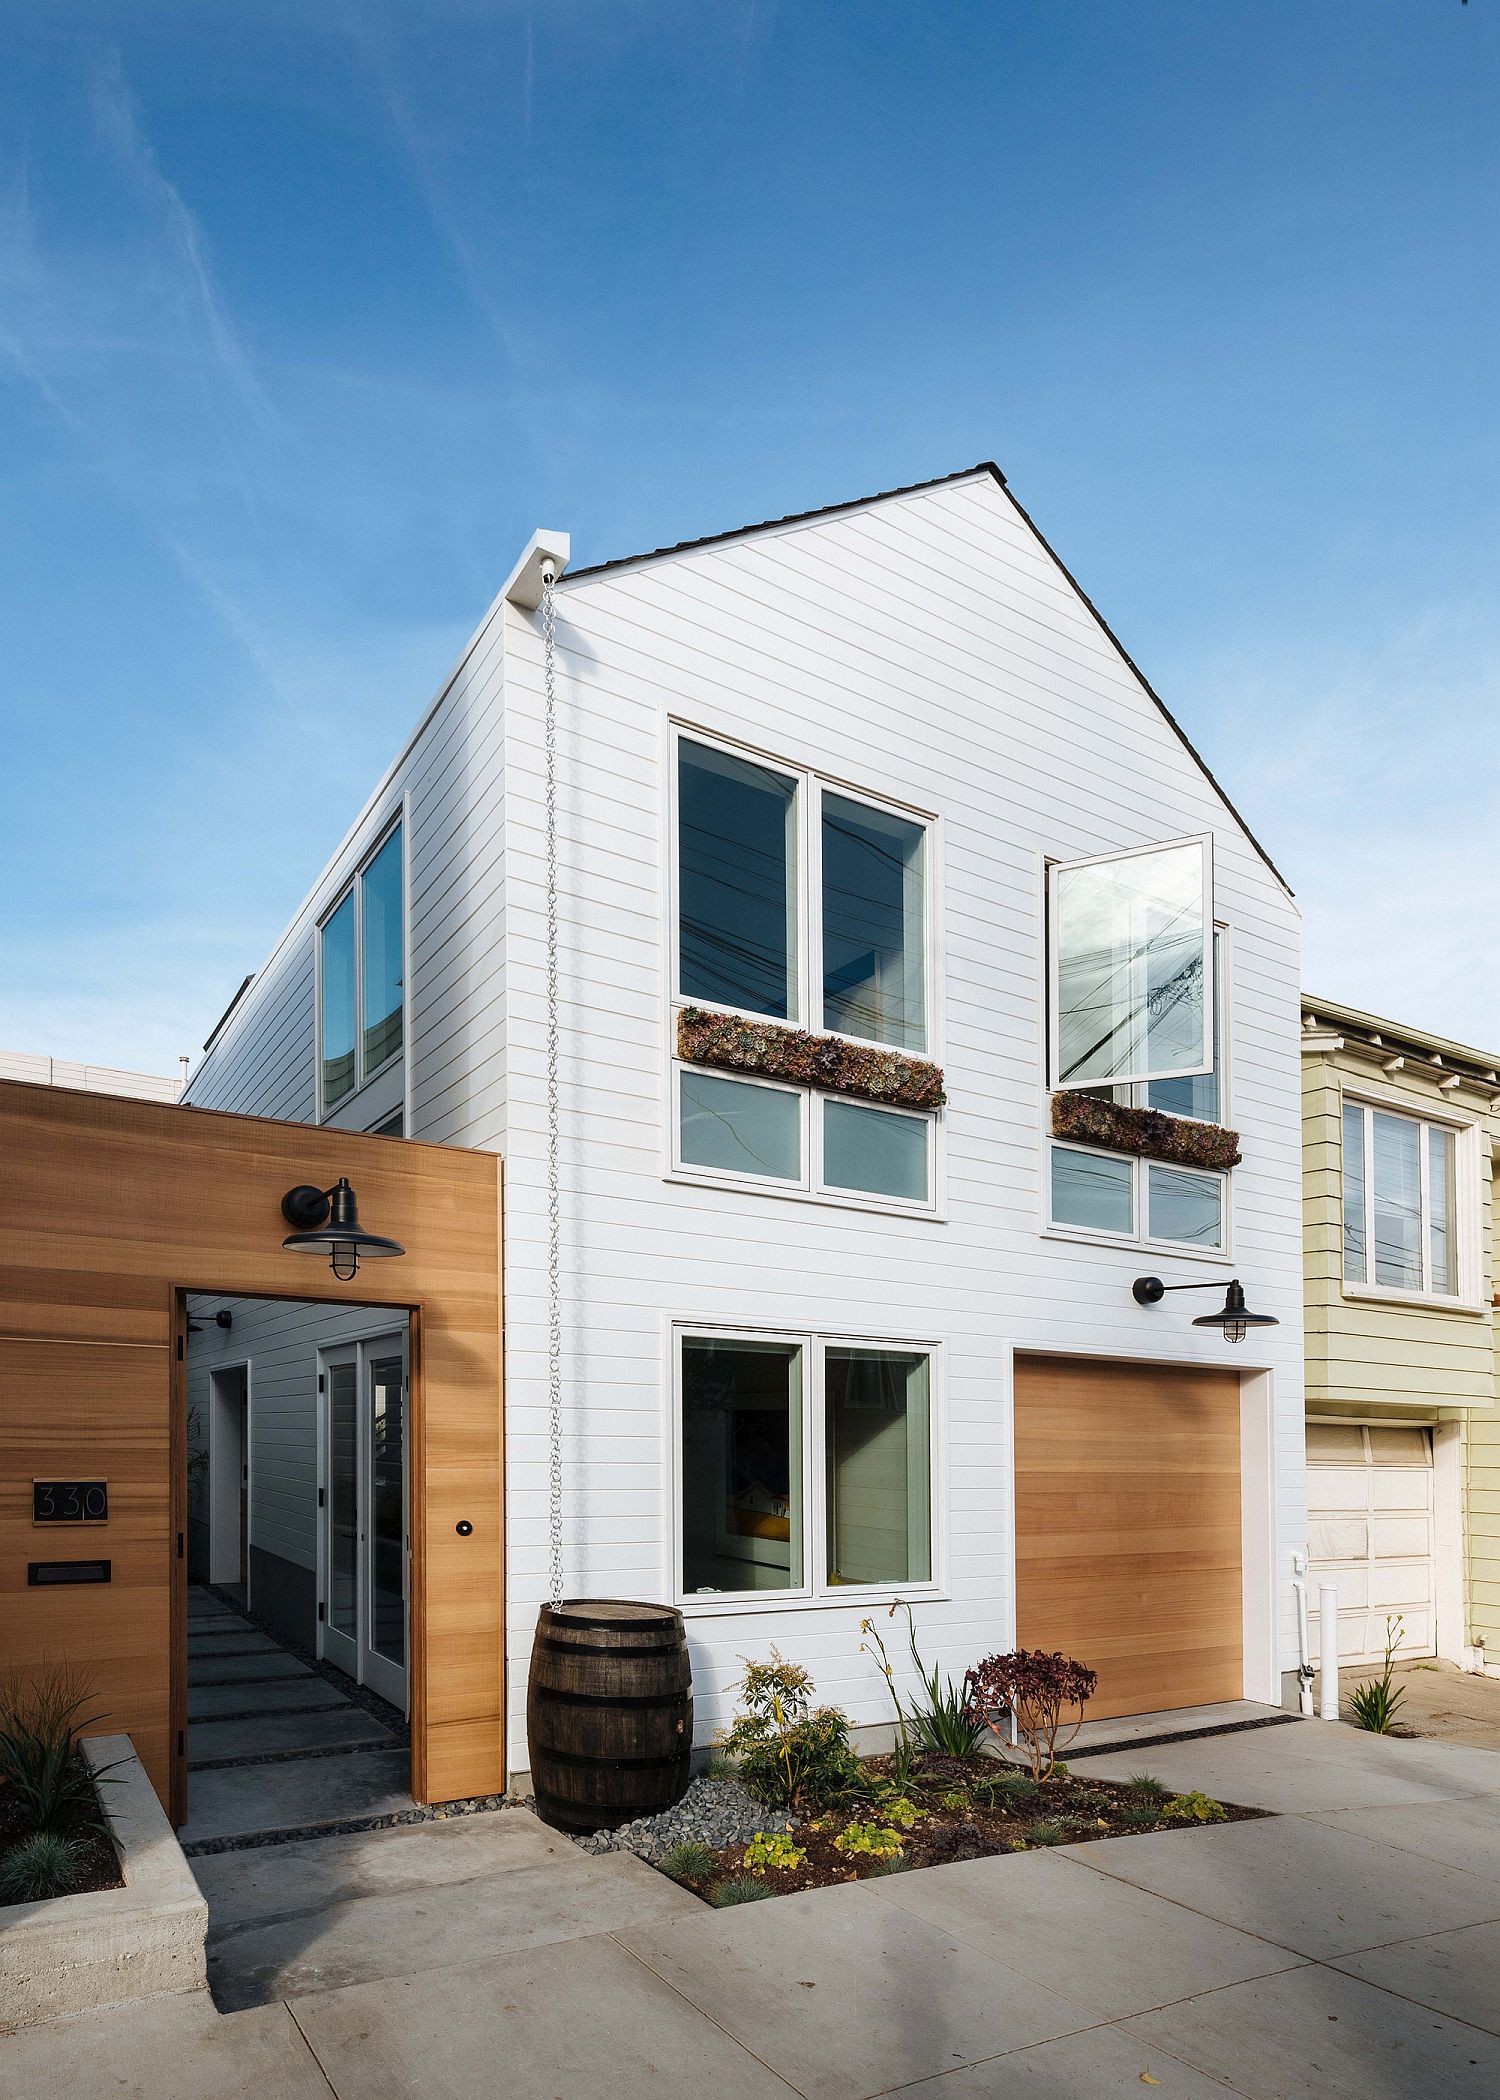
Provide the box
[0,1782,122,1906]
[640,1756,1263,1907]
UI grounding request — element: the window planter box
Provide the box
[0,1736,208,2032]
[1050,1092,1241,1172]
[677,1008,945,1111]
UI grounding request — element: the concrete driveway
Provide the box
[5,1717,1500,2100]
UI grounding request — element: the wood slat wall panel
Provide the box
[0,1079,502,1820]
[1015,1354,1243,1720]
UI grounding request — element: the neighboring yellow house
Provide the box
[1302,996,1500,1675]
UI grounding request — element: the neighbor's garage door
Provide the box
[1307,1423,1435,1665]
[1014,1357,1243,1720]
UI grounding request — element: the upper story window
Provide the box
[675,730,930,1053]
[1342,1100,1461,1299]
[320,822,404,1114]
[1049,836,1214,1091]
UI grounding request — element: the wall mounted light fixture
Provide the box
[281,1179,405,1281]
[1132,1274,1278,1346]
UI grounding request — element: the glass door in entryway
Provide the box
[320,1334,409,1712]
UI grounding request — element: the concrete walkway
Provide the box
[1334,1657,1500,1750]
[6,1716,1500,2098]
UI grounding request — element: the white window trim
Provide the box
[669,1318,945,1615]
[668,719,940,1058]
[1044,1138,1231,1262]
[1339,1088,1482,1311]
[669,1064,941,1217]
[1047,831,1215,1092]
[316,811,408,1123]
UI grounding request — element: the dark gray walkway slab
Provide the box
[188,1652,313,1686]
[180,1746,413,1847]
[189,1677,347,1720]
[189,1704,396,1766]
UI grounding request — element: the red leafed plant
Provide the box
[964,1650,1099,1781]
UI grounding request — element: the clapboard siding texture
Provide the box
[186,469,1305,1766]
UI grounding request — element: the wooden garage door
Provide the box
[1015,1356,1243,1720]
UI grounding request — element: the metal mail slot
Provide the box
[28,1559,112,1586]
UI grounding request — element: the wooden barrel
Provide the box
[527,1600,693,1833]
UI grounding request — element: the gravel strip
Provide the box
[571,1777,795,1860]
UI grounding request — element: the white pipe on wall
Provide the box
[1319,1581,1340,1721]
[1291,1553,1315,1717]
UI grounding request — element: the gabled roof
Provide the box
[566,462,1290,896]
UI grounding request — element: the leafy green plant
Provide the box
[1021,1818,1069,1846]
[743,1831,806,1872]
[1349,1616,1407,1735]
[1128,1772,1169,1800]
[833,1822,903,1860]
[658,1840,714,1880]
[720,1653,863,1811]
[711,1875,776,1906]
[0,1667,120,1837]
[861,1603,984,1772]
[964,1652,1097,1780]
[880,1793,924,1829]
[1160,1791,1228,1825]
[0,1830,92,1904]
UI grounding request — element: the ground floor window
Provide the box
[676,1326,937,1603]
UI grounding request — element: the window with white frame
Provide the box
[676,1328,935,1601]
[672,729,937,1209]
[1342,1100,1462,1298]
[320,822,404,1113]
[1049,836,1214,1091]
[1048,1144,1226,1252]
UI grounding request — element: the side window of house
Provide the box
[1045,830,1228,1251]
[319,822,404,1115]
[1342,1101,1459,1298]
[672,732,935,1210]
[677,1329,934,1601]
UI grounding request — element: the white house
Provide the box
[183,463,1307,1778]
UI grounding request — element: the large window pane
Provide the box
[1050,1144,1133,1234]
[678,740,797,1019]
[1428,1126,1457,1295]
[681,1338,802,1594]
[1148,931,1223,1121]
[361,826,404,1073]
[680,1070,800,1181]
[321,893,356,1108]
[368,1353,405,1670]
[822,794,926,1049]
[327,1361,358,1640]
[1342,1103,1367,1282]
[1147,1163,1223,1248]
[1372,1110,1422,1290]
[825,1348,931,1586]
[1054,841,1210,1086]
[823,1099,929,1202]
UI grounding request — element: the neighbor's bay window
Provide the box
[677,1328,936,1602]
[320,820,404,1113]
[1050,836,1214,1090]
[1342,1101,1461,1298]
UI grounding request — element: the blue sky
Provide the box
[2,2,1495,1072]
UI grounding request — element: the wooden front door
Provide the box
[1014,1355,1243,1720]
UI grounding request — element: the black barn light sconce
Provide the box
[1132,1275,1279,1346]
[281,1179,405,1281]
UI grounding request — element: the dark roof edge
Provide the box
[996,483,1293,899]
[569,457,1290,899]
[202,974,254,1056]
[564,463,1008,582]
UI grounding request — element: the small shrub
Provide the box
[964,1651,1097,1781]
[833,1822,904,1860]
[1160,1791,1228,1825]
[869,1853,913,1875]
[720,1652,863,1811]
[938,1788,969,1813]
[0,1667,119,1837]
[1021,1818,1069,1847]
[921,1820,989,1865]
[743,1831,806,1873]
[0,1830,91,1903]
[975,1772,1041,1814]
[1119,1803,1163,1830]
[1070,1787,1112,1815]
[1349,1616,1407,1735]
[658,1840,714,1880]
[1128,1772,1169,1801]
[711,1875,776,1906]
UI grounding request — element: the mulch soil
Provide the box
[664,1752,1264,1905]
[0,1791,123,1907]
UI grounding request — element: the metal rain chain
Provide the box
[542,564,565,1609]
